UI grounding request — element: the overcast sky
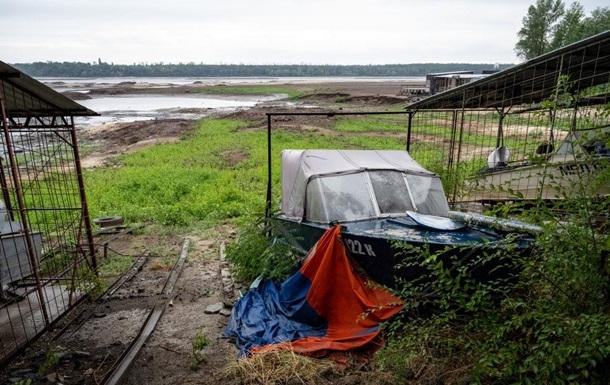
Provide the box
[2,0,609,65]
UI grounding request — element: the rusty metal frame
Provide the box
[0,76,98,365]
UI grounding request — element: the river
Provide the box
[40,76,423,127]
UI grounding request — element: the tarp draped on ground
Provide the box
[224,226,403,357]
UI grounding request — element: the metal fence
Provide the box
[407,106,610,212]
[0,108,97,364]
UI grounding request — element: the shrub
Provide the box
[378,166,610,385]
[226,215,302,282]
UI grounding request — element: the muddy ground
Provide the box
[0,81,411,385]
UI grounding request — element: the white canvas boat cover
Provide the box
[281,150,437,219]
[555,126,610,157]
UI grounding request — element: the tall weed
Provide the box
[226,215,302,282]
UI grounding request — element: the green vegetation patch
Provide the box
[333,116,409,133]
[78,103,610,383]
[84,118,407,229]
[99,255,135,277]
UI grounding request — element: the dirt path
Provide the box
[0,228,243,385]
[119,234,240,385]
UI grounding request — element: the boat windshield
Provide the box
[305,170,449,223]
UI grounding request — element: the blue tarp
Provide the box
[224,226,403,357]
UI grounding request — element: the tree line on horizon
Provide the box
[11,62,511,78]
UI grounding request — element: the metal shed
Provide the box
[0,60,99,364]
[404,31,610,206]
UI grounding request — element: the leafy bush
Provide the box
[379,210,610,384]
[226,215,302,282]
[378,237,525,383]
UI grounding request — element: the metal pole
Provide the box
[406,112,413,152]
[452,96,467,205]
[68,116,97,271]
[448,110,458,170]
[266,114,272,219]
[496,109,505,148]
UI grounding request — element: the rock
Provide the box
[204,302,224,314]
[219,308,232,317]
[222,299,235,308]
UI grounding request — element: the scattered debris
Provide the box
[204,302,224,314]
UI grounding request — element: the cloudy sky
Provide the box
[2,0,608,65]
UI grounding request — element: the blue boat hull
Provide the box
[271,215,532,290]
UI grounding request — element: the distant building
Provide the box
[400,69,500,98]
[427,71,501,95]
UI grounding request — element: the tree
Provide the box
[580,6,610,39]
[550,2,585,50]
[516,2,610,60]
[515,0,565,60]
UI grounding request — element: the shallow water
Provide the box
[74,94,281,127]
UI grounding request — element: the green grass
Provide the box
[333,116,409,133]
[83,118,407,228]
[99,255,134,277]
[192,85,304,99]
[85,113,521,231]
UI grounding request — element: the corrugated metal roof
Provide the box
[428,70,473,76]
[433,74,488,79]
[407,30,610,111]
[0,60,98,118]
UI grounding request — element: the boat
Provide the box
[269,149,538,290]
[467,126,610,204]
